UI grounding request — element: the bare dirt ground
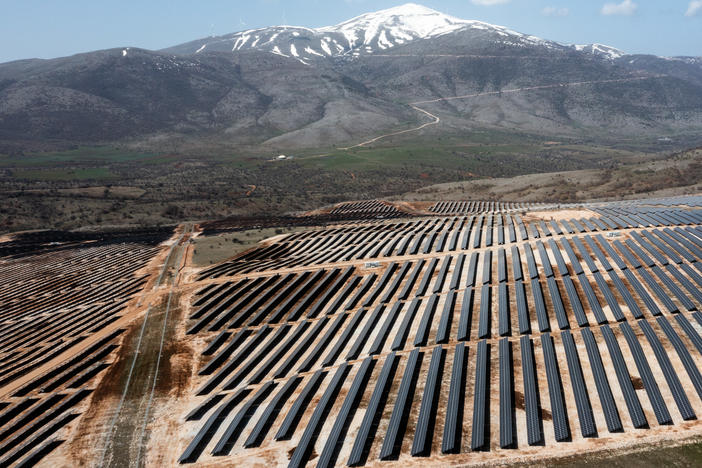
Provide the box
[523,209,597,222]
[19,186,148,199]
[393,200,433,215]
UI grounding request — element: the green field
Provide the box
[549,439,702,467]
[302,143,541,168]
[11,168,117,181]
[0,146,158,167]
[296,140,621,180]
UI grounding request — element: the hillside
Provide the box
[0,49,410,150]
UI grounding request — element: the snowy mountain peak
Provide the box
[318,3,556,52]
[375,3,440,15]
[315,3,476,54]
[573,43,625,60]
[321,3,470,39]
[353,3,444,17]
[166,3,627,64]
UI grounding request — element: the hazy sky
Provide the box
[1,0,700,63]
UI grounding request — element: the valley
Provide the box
[2,139,699,232]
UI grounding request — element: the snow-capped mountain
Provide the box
[164,3,622,63]
[169,3,487,62]
[314,3,542,56]
[572,43,625,60]
[8,2,702,149]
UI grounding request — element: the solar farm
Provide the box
[0,228,174,466]
[2,195,702,467]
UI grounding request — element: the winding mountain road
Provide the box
[339,75,660,150]
[339,104,441,151]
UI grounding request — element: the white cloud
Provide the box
[686,1,702,16]
[542,6,570,17]
[471,0,511,5]
[601,0,637,16]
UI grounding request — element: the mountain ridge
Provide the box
[1,3,702,151]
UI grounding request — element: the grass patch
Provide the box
[192,226,308,267]
[12,168,117,181]
[299,144,537,171]
[297,140,596,179]
[1,146,158,167]
[549,439,702,467]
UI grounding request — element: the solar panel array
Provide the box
[329,200,404,218]
[180,201,702,466]
[0,237,167,466]
[199,204,696,278]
